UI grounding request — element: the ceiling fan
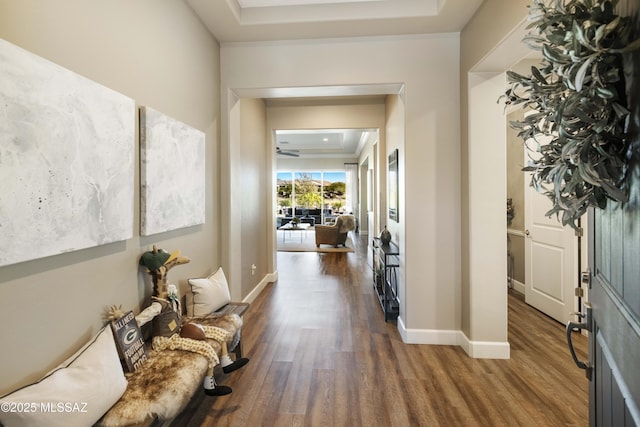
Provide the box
[276,146,300,157]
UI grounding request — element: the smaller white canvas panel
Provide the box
[140,107,205,236]
[0,39,135,267]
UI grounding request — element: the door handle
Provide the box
[565,302,592,380]
[524,229,530,237]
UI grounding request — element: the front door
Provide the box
[586,198,640,425]
[570,3,640,424]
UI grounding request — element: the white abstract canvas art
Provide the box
[139,106,205,236]
[0,39,135,267]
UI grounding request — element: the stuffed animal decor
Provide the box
[139,245,190,299]
[137,247,249,396]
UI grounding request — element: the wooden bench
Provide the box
[210,302,249,358]
[96,302,249,427]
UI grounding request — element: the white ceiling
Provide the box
[186,0,484,43]
[185,0,485,158]
[237,0,377,7]
[276,128,377,158]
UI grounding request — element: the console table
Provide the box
[372,237,400,321]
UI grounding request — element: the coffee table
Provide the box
[278,222,311,243]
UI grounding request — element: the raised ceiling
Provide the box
[185,0,485,158]
[276,128,377,158]
[186,0,484,43]
[237,0,378,7]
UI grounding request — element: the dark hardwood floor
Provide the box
[173,234,588,426]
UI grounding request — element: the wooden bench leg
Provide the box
[232,338,243,359]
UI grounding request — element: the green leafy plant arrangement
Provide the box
[501,0,640,229]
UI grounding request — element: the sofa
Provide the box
[279,216,315,227]
[280,208,334,226]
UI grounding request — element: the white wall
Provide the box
[221,34,462,341]
[384,94,405,317]
[466,71,509,356]
[240,98,269,298]
[507,108,526,288]
[460,0,531,357]
[0,0,221,394]
[358,131,380,235]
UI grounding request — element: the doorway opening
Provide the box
[504,60,586,325]
[271,120,382,236]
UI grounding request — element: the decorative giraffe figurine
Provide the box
[138,245,250,396]
[143,245,191,298]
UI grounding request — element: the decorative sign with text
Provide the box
[111,310,148,372]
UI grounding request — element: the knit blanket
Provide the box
[97,314,242,427]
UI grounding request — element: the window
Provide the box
[276,170,347,225]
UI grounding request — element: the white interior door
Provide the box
[524,141,578,324]
[524,189,577,323]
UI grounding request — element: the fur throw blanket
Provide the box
[97,314,242,427]
[338,215,356,233]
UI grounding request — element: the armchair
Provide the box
[315,214,356,248]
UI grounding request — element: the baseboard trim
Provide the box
[397,316,510,359]
[397,316,461,345]
[459,333,511,359]
[510,279,525,295]
[243,271,277,304]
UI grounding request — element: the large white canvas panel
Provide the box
[140,107,205,236]
[0,39,135,267]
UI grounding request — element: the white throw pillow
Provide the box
[0,326,127,427]
[186,267,231,316]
